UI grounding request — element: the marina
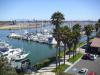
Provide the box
[0,28,57,65]
[0,25,96,65]
[0,0,99,75]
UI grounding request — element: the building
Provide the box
[90,37,100,54]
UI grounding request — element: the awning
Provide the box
[91,38,100,47]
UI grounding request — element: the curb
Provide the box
[64,55,83,72]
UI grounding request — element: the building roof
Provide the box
[91,38,100,47]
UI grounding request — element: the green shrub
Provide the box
[68,53,83,63]
[34,57,56,70]
[52,64,69,73]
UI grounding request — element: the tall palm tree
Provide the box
[51,11,65,30]
[72,24,81,31]
[95,19,100,36]
[60,27,73,59]
[72,24,81,57]
[60,26,70,65]
[61,26,74,59]
[84,25,93,51]
[51,11,65,68]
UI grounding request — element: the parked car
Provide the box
[90,54,97,60]
[87,72,96,75]
[77,68,88,75]
[82,53,91,60]
[82,53,98,60]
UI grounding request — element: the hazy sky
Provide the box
[0,0,100,21]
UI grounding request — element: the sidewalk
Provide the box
[25,72,55,75]
[31,48,85,75]
[37,54,73,73]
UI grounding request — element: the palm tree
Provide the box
[51,11,65,30]
[60,27,73,59]
[66,31,74,59]
[61,26,74,59]
[95,19,100,36]
[72,24,81,31]
[60,26,70,64]
[51,11,65,68]
[84,25,93,51]
[72,24,81,57]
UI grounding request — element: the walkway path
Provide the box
[37,55,73,73]
[31,48,85,75]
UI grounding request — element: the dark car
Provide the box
[82,53,91,60]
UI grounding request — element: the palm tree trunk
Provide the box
[57,31,60,67]
[73,44,75,58]
[73,49,75,58]
[69,48,71,59]
[56,46,58,72]
[58,44,60,67]
[79,43,80,53]
[87,36,90,52]
[73,42,77,57]
[64,43,66,65]
[87,36,89,45]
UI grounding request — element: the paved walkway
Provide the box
[30,48,85,75]
[25,72,55,75]
[37,55,73,73]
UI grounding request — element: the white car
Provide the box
[90,54,98,60]
[77,68,88,75]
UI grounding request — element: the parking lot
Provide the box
[66,56,100,75]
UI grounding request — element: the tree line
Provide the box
[51,11,100,72]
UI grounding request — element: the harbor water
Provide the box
[0,26,95,65]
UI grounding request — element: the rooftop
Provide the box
[91,37,100,48]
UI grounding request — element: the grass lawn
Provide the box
[68,53,83,63]
[52,64,69,73]
[59,51,64,58]
[60,42,85,58]
[79,42,86,47]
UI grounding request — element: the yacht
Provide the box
[0,47,23,62]
[12,53,29,60]
[0,47,9,56]
[2,48,22,56]
[8,32,21,38]
[31,35,38,41]
[0,40,11,48]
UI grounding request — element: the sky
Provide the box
[0,0,100,21]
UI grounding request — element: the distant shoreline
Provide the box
[0,24,41,30]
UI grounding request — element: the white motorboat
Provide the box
[0,47,9,56]
[0,47,23,62]
[12,53,29,60]
[9,32,21,38]
[0,40,11,48]
[2,48,22,56]
[30,35,38,41]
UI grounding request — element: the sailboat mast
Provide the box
[20,22,23,50]
[36,20,37,34]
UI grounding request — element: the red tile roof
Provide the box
[91,38,100,47]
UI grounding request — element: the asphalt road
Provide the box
[67,56,100,75]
